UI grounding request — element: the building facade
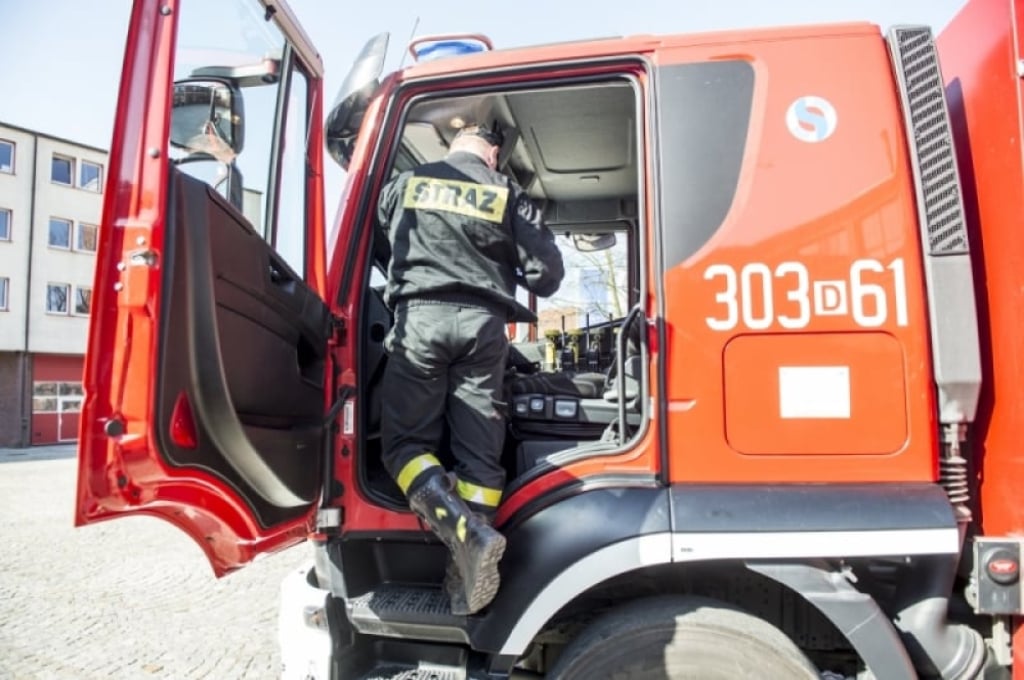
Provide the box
[0,122,106,446]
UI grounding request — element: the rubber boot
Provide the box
[443,509,497,615]
[408,473,506,615]
[444,556,467,614]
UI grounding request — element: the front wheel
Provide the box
[548,595,819,679]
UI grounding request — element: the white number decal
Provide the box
[850,259,887,327]
[704,264,738,331]
[704,258,909,331]
[775,262,811,329]
[741,263,773,330]
[888,258,909,327]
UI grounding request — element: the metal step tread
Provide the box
[348,584,468,643]
[360,666,464,680]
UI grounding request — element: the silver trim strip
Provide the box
[674,528,960,560]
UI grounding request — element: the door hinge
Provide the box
[317,507,343,532]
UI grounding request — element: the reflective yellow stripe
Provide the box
[396,453,442,494]
[456,478,503,508]
[402,177,509,224]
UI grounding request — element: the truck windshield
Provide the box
[536,232,629,332]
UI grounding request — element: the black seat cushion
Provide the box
[508,371,606,398]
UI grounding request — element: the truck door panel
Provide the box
[156,169,328,528]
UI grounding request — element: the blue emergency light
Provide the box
[408,34,494,63]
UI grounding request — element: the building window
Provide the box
[80,161,103,192]
[46,283,70,314]
[74,286,92,316]
[51,154,74,185]
[32,382,57,413]
[76,223,97,252]
[0,208,10,241]
[0,140,13,173]
[0,277,8,311]
[48,218,72,249]
[60,382,84,397]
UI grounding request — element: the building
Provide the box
[0,122,106,446]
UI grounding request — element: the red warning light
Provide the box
[170,392,198,449]
[989,559,1018,576]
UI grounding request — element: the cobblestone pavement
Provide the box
[0,445,308,680]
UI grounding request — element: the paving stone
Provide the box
[0,446,306,679]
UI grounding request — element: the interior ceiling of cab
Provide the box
[404,82,637,207]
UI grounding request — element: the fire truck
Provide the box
[75,0,1024,676]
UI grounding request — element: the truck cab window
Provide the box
[274,65,310,275]
[168,0,309,275]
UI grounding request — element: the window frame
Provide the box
[0,207,10,241]
[268,50,312,277]
[0,276,9,311]
[51,154,74,186]
[79,160,104,192]
[73,286,92,316]
[47,217,73,250]
[45,282,71,315]
[76,222,98,252]
[0,139,13,174]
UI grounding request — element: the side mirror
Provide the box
[170,79,244,162]
[325,33,389,169]
[572,232,617,252]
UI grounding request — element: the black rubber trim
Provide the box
[501,473,659,533]
[671,483,956,533]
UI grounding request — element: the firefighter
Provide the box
[377,122,564,615]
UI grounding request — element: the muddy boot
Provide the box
[408,473,506,615]
[443,556,467,614]
[444,507,498,615]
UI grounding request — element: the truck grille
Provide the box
[889,27,969,256]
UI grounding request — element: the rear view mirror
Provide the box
[325,33,389,169]
[572,233,617,252]
[170,79,244,163]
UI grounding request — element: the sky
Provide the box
[0,0,967,213]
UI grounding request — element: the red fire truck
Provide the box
[76,0,1024,676]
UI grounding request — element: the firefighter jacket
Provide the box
[377,151,565,318]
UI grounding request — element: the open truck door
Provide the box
[75,0,334,575]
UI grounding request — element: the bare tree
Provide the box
[537,234,627,332]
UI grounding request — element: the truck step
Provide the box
[360,666,465,680]
[348,584,469,643]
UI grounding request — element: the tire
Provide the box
[547,595,819,680]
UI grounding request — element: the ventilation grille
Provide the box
[889,27,969,256]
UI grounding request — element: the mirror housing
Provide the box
[325,33,389,169]
[572,232,617,252]
[170,79,244,162]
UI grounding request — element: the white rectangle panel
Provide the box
[778,365,850,419]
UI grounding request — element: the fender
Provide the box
[471,480,670,656]
[477,481,961,674]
